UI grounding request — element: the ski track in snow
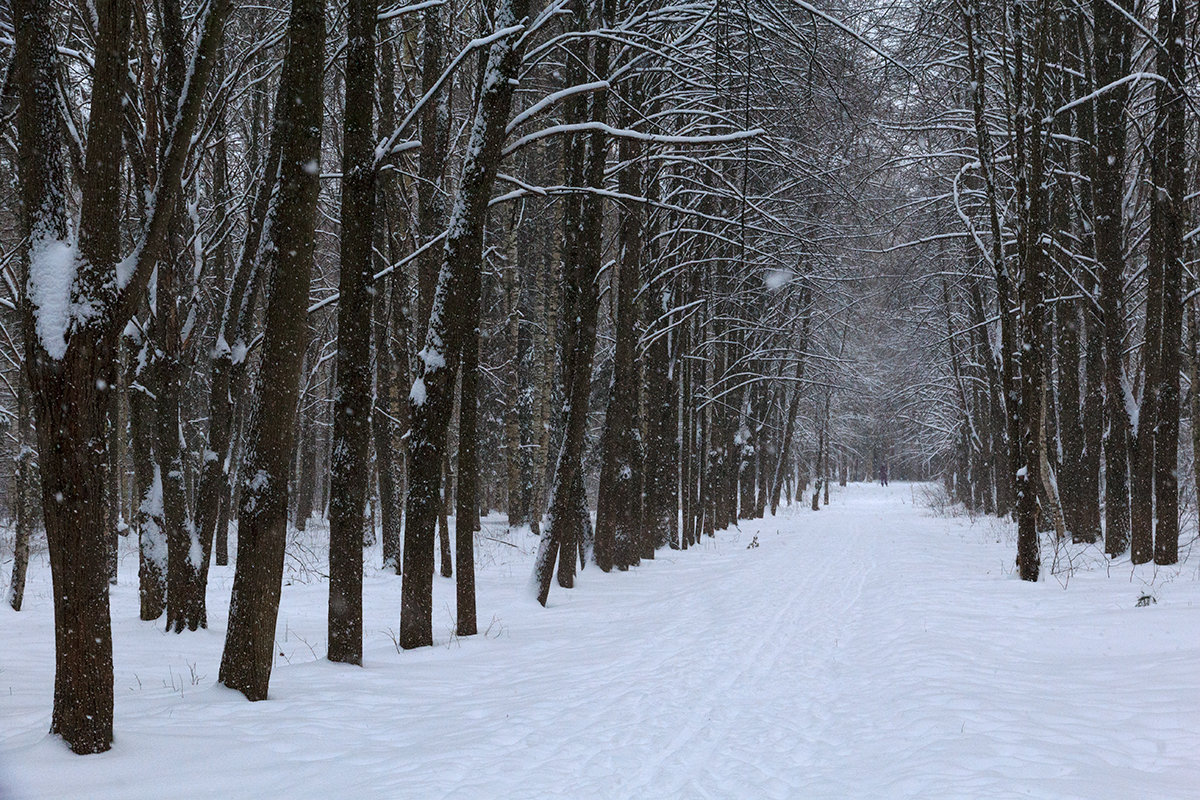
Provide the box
[2,482,1198,799]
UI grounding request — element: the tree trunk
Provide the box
[195,54,280,582]
[594,101,645,572]
[527,200,559,535]
[104,368,120,586]
[159,237,203,631]
[415,1,449,339]
[400,0,532,646]
[456,281,481,636]
[1092,0,1134,557]
[1129,196,1165,563]
[533,0,612,603]
[293,400,318,530]
[503,212,526,528]
[437,453,454,577]
[642,282,678,548]
[1070,15,1103,543]
[680,310,694,548]
[1015,1,1053,582]
[131,349,166,620]
[7,362,34,611]
[640,131,675,549]
[375,24,410,573]
[14,0,225,751]
[1151,0,1186,566]
[770,285,811,514]
[219,0,325,699]
[964,0,1021,517]
[1187,284,1200,560]
[327,0,377,666]
[372,276,403,570]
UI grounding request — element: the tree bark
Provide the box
[456,279,481,636]
[14,0,226,752]
[1092,0,1134,557]
[1015,0,1053,582]
[293,391,318,530]
[400,0,532,647]
[219,0,325,699]
[503,212,526,527]
[131,347,166,620]
[438,451,453,578]
[964,0,1021,517]
[415,1,450,339]
[327,0,377,666]
[594,98,645,572]
[194,54,281,580]
[770,284,811,515]
[1070,14,1103,543]
[1151,0,1186,566]
[7,361,33,611]
[375,24,411,573]
[533,0,613,603]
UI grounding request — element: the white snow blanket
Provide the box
[1,482,1197,798]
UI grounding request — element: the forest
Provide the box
[0,0,1197,780]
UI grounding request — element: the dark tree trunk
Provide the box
[415,1,449,339]
[456,282,480,636]
[965,281,996,514]
[533,0,612,603]
[400,0,532,646]
[195,56,280,581]
[1015,2,1052,582]
[293,398,318,530]
[327,0,377,666]
[811,414,824,512]
[1069,16,1103,543]
[189,43,233,594]
[964,0,1021,517]
[680,309,694,549]
[104,375,121,586]
[216,399,248,566]
[438,452,453,578]
[527,226,558,535]
[1052,139,1085,537]
[770,285,811,514]
[7,357,34,611]
[1151,0,1186,566]
[1129,198,1165,564]
[34,355,117,754]
[156,0,203,637]
[375,25,410,573]
[642,283,678,548]
[159,238,203,631]
[1092,0,1134,557]
[502,210,526,528]
[219,0,325,699]
[594,99,645,572]
[1077,296,1105,542]
[1188,285,1200,558]
[533,0,590,590]
[14,0,226,752]
[372,278,403,570]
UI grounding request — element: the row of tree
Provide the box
[2,0,901,755]
[889,0,1197,580]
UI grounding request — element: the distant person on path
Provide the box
[880,463,889,487]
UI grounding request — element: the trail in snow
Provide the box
[1,482,1198,799]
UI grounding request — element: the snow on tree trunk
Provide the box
[400,0,533,647]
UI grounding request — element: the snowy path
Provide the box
[2,482,1198,799]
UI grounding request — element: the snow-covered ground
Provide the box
[2,482,1198,799]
